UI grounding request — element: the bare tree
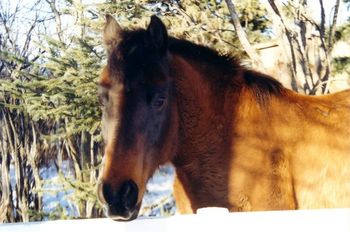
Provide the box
[45,0,63,42]
[225,0,265,70]
[265,0,342,94]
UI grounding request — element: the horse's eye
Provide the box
[153,96,166,109]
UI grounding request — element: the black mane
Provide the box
[168,35,284,103]
[113,28,284,103]
[168,37,240,73]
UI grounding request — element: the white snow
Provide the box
[39,161,79,219]
[1,208,349,232]
[140,164,176,217]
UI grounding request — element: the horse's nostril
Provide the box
[99,180,139,213]
[119,180,138,210]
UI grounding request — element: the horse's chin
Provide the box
[106,203,141,222]
[108,211,138,222]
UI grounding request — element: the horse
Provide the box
[97,15,350,221]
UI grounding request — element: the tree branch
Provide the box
[224,0,264,69]
[45,0,63,42]
[319,0,326,40]
[328,0,340,50]
[265,0,298,91]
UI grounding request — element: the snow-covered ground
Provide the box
[39,161,80,218]
[34,161,175,219]
[1,209,350,232]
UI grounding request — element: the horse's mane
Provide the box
[168,37,240,74]
[117,29,285,104]
[168,36,285,104]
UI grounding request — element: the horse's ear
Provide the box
[103,14,122,53]
[146,15,168,55]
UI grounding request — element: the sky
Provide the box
[260,0,349,25]
[308,0,349,25]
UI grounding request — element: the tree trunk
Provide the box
[224,0,264,70]
[264,0,336,94]
[0,110,15,222]
[264,0,299,92]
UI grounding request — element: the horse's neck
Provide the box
[170,54,238,159]
[170,54,239,210]
[169,53,240,114]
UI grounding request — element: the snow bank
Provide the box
[1,208,349,232]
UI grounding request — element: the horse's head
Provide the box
[97,15,177,221]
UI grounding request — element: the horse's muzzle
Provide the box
[98,180,140,221]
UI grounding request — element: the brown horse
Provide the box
[97,15,350,221]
